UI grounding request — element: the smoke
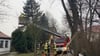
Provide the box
[39,0,71,35]
[46,12,70,35]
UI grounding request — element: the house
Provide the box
[0,31,11,54]
[90,25,100,42]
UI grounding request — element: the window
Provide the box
[55,38,65,43]
[0,40,3,48]
[5,41,8,48]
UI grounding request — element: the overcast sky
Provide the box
[38,0,71,35]
[0,0,26,37]
[0,0,71,37]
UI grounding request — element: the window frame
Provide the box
[0,40,4,48]
[5,40,8,48]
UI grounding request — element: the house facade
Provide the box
[90,25,100,42]
[0,32,11,54]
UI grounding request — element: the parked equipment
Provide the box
[54,36,70,54]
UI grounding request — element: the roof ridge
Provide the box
[0,31,10,38]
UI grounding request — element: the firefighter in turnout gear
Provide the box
[53,42,57,55]
[44,42,48,55]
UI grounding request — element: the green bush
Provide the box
[12,29,28,53]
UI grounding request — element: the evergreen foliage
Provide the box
[23,0,42,23]
[12,29,27,53]
[11,0,50,53]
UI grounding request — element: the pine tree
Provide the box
[24,0,41,23]
[23,0,42,53]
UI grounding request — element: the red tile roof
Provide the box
[0,31,11,39]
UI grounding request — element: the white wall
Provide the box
[0,39,11,54]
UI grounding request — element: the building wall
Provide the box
[0,39,11,54]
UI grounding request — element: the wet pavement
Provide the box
[0,51,73,56]
[55,53,73,56]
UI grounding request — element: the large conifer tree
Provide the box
[24,0,49,53]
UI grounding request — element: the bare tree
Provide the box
[61,0,100,56]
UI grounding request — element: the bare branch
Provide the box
[61,0,73,32]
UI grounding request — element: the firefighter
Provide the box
[44,42,48,55]
[42,51,46,56]
[53,42,57,55]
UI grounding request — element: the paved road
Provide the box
[49,50,73,56]
[55,53,73,56]
[0,51,73,56]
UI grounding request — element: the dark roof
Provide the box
[0,31,11,39]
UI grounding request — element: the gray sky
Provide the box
[0,0,26,36]
[38,0,71,35]
[0,0,71,37]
